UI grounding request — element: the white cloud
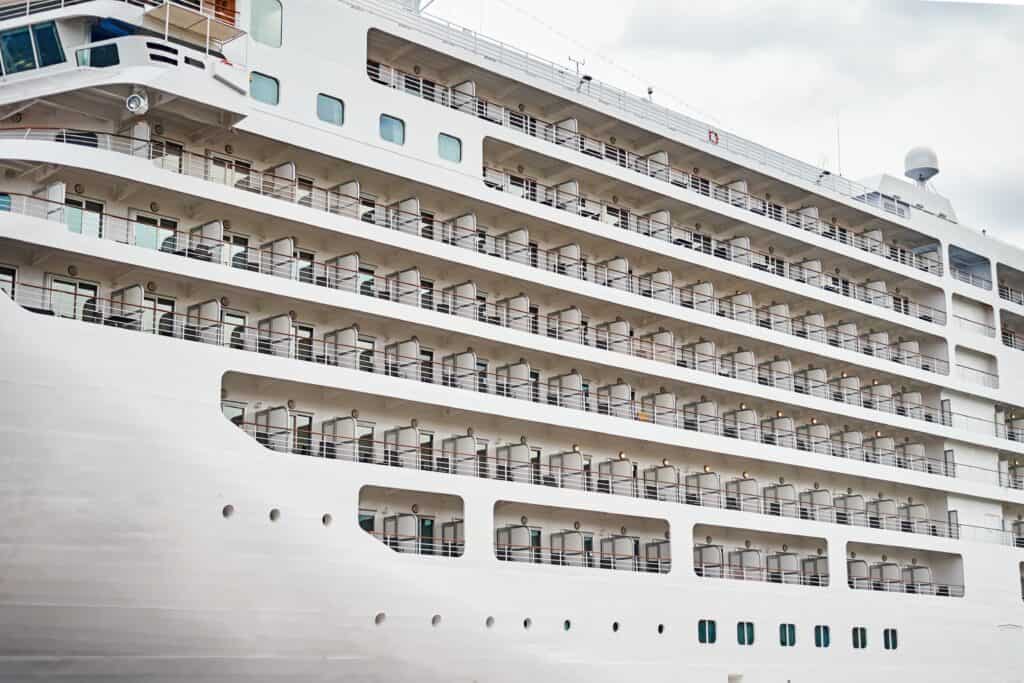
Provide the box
[426,0,1023,236]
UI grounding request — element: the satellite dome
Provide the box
[904,146,939,184]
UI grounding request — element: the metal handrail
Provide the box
[230,423,984,545]
[367,59,945,281]
[953,314,996,338]
[479,163,947,324]
[10,281,1009,485]
[0,0,240,27]
[999,284,1024,307]
[0,129,954,376]
[495,543,670,573]
[0,183,1005,438]
[694,562,829,587]
[847,577,964,598]
[349,0,959,228]
[8,191,1005,435]
[950,267,992,291]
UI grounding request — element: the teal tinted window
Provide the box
[698,619,716,644]
[852,626,867,649]
[737,621,754,646]
[814,625,830,648]
[883,628,898,650]
[779,623,796,647]
[358,513,375,532]
[380,114,405,144]
[317,94,344,126]
[32,22,64,66]
[250,71,279,105]
[0,193,10,212]
[438,133,461,162]
[0,26,35,74]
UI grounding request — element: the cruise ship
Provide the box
[0,1,1022,681]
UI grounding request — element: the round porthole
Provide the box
[222,504,234,518]
[269,508,280,522]
[612,621,620,633]
[523,618,532,630]
[374,612,386,626]
[485,616,495,629]
[322,513,333,527]
[563,619,571,632]
[431,614,442,627]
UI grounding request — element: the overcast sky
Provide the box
[424,0,1022,237]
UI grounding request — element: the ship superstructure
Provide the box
[0,1,1023,681]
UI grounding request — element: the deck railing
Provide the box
[0,127,955,376]
[950,267,992,291]
[1,189,1013,439]
[367,59,945,280]
[350,0,958,228]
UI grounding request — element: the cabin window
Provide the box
[438,133,462,162]
[65,197,104,238]
[0,193,10,212]
[697,619,716,644]
[32,23,64,66]
[779,623,796,647]
[0,265,15,299]
[49,276,99,321]
[814,625,831,648]
[852,626,868,649]
[250,0,283,47]
[250,71,279,105]
[380,114,405,145]
[133,212,179,252]
[317,94,344,126]
[220,401,245,426]
[736,621,754,646]
[883,628,898,650]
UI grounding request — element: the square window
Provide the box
[438,133,462,162]
[250,72,279,105]
[317,94,344,126]
[251,0,283,47]
[380,114,405,145]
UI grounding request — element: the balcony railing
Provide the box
[0,126,953,376]
[847,577,964,598]
[9,282,1010,487]
[480,165,947,326]
[496,543,670,574]
[953,315,996,339]
[0,0,240,26]
[694,562,829,587]
[1003,329,1024,352]
[999,284,1024,307]
[352,0,958,229]
[232,422,973,546]
[366,60,945,279]
[3,191,1015,441]
[950,267,992,291]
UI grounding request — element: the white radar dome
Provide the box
[904,146,939,184]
